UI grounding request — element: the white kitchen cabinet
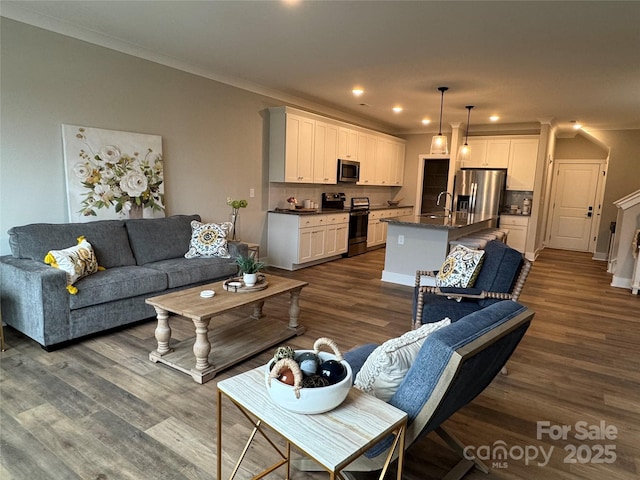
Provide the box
[389,141,406,186]
[270,106,405,186]
[506,139,539,191]
[357,133,377,185]
[269,108,315,183]
[367,208,413,248]
[337,127,359,160]
[500,214,529,253]
[324,212,349,256]
[268,212,349,270]
[462,137,509,168]
[313,121,339,184]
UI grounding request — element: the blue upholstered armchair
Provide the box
[295,301,534,479]
[413,240,532,330]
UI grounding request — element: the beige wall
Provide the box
[2,18,638,260]
[587,129,640,253]
[0,19,393,255]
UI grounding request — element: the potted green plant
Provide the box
[235,255,265,287]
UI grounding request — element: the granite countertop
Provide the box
[269,204,414,215]
[381,211,497,230]
[369,204,413,211]
[499,211,532,217]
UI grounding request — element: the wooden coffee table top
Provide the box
[146,274,308,321]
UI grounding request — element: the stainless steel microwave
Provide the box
[337,159,360,183]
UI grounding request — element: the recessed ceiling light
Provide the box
[393,106,403,113]
[489,115,500,122]
[352,88,364,96]
[571,121,582,130]
[421,118,431,125]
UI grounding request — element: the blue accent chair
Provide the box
[413,240,532,330]
[296,300,535,479]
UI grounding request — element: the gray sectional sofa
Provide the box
[0,214,247,350]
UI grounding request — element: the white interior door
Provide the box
[548,162,600,251]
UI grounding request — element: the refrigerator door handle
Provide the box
[470,182,478,213]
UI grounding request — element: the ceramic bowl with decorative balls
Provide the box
[264,337,353,414]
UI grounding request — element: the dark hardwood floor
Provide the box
[1,248,639,479]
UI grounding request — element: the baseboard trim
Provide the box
[592,252,608,261]
[611,275,632,289]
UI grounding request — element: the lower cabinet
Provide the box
[367,207,413,248]
[268,212,349,270]
[499,215,529,253]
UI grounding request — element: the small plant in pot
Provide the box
[235,255,265,287]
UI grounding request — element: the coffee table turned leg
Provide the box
[192,318,212,372]
[250,301,265,320]
[151,306,172,356]
[288,288,302,329]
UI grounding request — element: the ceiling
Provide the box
[2,1,639,134]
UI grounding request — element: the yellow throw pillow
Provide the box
[44,236,102,294]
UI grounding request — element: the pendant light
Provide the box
[458,105,474,162]
[430,86,449,155]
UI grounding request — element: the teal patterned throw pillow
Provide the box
[436,244,485,288]
[185,220,232,259]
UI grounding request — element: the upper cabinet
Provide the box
[461,135,539,191]
[506,139,539,191]
[270,109,315,183]
[462,138,509,168]
[269,106,406,185]
[313,121,339,184]
[337,127,359,160]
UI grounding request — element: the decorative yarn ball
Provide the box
[299,358,319,377]
[273,346,295,363]
[295,352,320,376]
[278,368,296,386]
[319,360,347,385]
[301,375,330,388]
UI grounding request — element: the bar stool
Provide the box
[449,237,488,250]
[482,228,507,243]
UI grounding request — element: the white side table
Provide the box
[217,367,407,480]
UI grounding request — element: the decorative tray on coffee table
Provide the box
[223,274,268,293]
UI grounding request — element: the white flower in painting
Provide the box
[94,184,114,202]
[120,170,148,197]
[99,145,121,162]
[73,162,91,180]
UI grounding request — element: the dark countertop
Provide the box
[269,204,414,215]
[381,211,497,230]
[499,212,532,217]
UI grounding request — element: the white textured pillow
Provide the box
[354,317,451,401]
[185,220,232,258]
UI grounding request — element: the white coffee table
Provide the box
[217,366,407,480]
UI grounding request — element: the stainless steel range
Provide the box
[322,193,370,257]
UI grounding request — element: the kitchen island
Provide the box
[379,212,498,286]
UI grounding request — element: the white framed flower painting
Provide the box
[62,125,165,222]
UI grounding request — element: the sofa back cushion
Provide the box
[8,220,136,268]
[125,214,200,265]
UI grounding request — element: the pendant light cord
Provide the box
[437,87,448,135]
[464,105,474,144]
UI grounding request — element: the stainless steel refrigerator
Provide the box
[454,168,506,216]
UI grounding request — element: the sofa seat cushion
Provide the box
[69,266,167,310]
[125,214,200,265]
[8,220,136,268]
[143,257,238,289]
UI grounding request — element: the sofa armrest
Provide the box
[228,241,249,259]
[0,256,70,347]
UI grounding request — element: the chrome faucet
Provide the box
[437,191,453,217]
